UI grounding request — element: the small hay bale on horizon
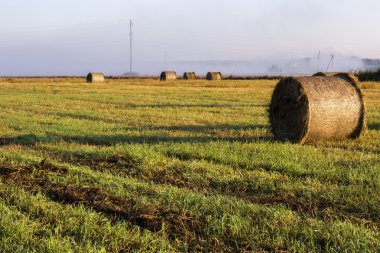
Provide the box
[206,72,222,81]
[160,71,177,81]
[183,72,196,80]
[269,73,366,144]
[86,73,105,83]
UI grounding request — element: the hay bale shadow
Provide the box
[0,124,272,147]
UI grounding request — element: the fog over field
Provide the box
[133,55,365,77]
[0,0,379,76]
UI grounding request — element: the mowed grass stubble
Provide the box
[0,78,379,252]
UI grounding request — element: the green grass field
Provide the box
[0,78,379,252]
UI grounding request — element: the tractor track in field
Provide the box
[42,153,380,229]
[166,152,380,186]
[0,160,239,252]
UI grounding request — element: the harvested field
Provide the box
[0,78,379,252]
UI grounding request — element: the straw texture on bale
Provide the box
[313,72,341,77]
[183,72,196,80]
[206,72,222,81]
[87,73,105,83]
[160,71,177,81]
[269,73,366,144]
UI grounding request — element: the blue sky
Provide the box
[1,0,379,75]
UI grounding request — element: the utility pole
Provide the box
[129,20,133,76]
[317,50,320,71]
[326,53,334,72]
[164,50,167,71]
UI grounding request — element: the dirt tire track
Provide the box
[50,154,380,228]
[0,160,232,252]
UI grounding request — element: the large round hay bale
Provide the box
[160,71,177,81]
[313,72,341,77]
[269,73,366,144]
[87,73,105,83]
[183,72,196,80]
[206,72,222,81]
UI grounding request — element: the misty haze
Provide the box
[1,0,380,76]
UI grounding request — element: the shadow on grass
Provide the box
[0,124,272,146]
[368,123,380,131]
[124,124,268,132]
[40,104,268,124]
[123,103,268,109]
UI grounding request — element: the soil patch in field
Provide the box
[54,154,380,227]
[0,160,230,252]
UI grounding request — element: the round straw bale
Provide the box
[86,73,105,83]
[183,72,196,80]
[160,71,177,81]
[313,72,341,77]
[269,73,366,144]
[206,72,222,81]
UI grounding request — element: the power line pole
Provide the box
[317,50,320,71]
[164,50,167,71]
[129,20,133,76]
[326,53,334,72]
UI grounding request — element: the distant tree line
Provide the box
[356,68,380,82]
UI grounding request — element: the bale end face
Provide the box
[269,78,309,143]
[269,75,366,144]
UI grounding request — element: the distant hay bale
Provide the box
[183,72,196,80]
[313,72,341,77]
[87,73,105,83]
[269,73,366,144]
[206,72,222,81]
[160,71,177,81]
